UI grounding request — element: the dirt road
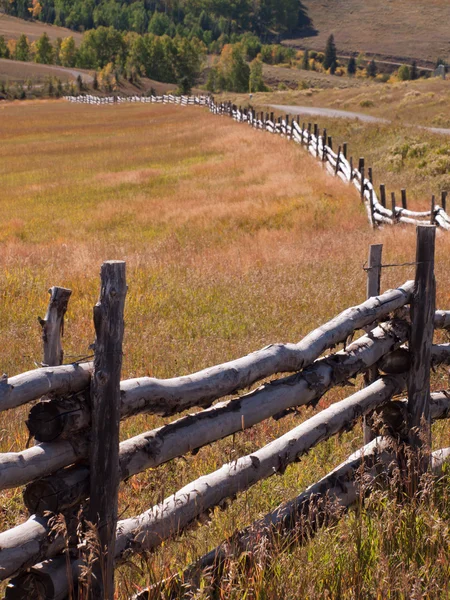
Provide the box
[269,104,450,136]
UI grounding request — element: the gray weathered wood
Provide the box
[0,363,92,413]
[1,284,414,418]
[113,372,407,561]
[364,244,383,444]
[26,391,90,443]
[38,287,72,367]
[407,225,435,476]
[22,321,411,515]
[88,260,126,600]
[430,195,436,224]
[380,184,386,208]
[138,441,450,599]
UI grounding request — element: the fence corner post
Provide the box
[407,225,435,485]
[88,260,127,599]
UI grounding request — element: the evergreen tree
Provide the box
[249,57,266,92]
[301,48,309,70]
[93,71,99,90]
[410,60,418,80]
[34,32,53,64]
[323,34,337,70]
[367,59,377,78]
[347,56,356,76]
[15,34,30,61]
[398,64,410,81]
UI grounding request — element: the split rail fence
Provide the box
[1,226,450,599]
[64,93,450,232]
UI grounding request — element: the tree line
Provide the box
[1,0,311,39]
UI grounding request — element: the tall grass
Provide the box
[0,100,449,598]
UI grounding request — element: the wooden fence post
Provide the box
[368,166,373,184]
[380,184,386,208]
[401,189,408,210]
[322,129,327,162]
[88,261,127,599]
[359,158,365,203]
[335,146,341,175]
[363,244,383,444]
[407,225,435,483]
[430,195,436,224]
[38,287,72,367]
[391,192,397,222]
[442,190,447,212]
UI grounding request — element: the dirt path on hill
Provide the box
[269,104,450,136]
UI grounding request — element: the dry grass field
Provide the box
[0,57,92,83]
[0,100,449,598]
[0,12,83,43]
[288,0,450,64]
[224,77,450,208]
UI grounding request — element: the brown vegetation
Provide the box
[0,100,449,597]
[288,0,450,64]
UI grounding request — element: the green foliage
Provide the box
[0,35,9,59]
[15,34,30,61]
[301,48,309,70]
[367,59,377,78]
[249,57,267,92]
[59,36,77,67]
[3,0,308,39]
[207,43,250,92]
[398,64,411,81]
[34,32,53,64]
[410,61,418,80]
[347,56,356,76]
[323,34,337,70]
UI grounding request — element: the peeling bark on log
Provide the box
[2,366,407,581]
[23,322,409,515]
[119,284,413,419]
[134,443,450,599]
[114,371,406,560]
[2,284,414,418]
[0,437,88,491]
[22,285,415,443]
[38,287,72,368]
[0,363,92,414]
[0,516,66,581]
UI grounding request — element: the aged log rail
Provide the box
[1,228,450,600]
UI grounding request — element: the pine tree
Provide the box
[410,61,418,80]
[367,59,377,78]
[15,34,30,61]
[323,34,337,70]
[347,56,356,76]
[301,48,309,70]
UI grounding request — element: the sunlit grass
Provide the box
[0,100,449,598]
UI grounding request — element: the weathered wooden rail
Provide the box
[1,227,449,599]
[64,93,450,232]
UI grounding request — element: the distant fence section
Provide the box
[1,225,450,599]
[64,93,450,232]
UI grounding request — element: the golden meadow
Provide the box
[0,99,449,598]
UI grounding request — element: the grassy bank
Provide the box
[0,99,449,598]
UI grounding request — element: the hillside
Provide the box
[0,12,83,43]
[286,0,450,66]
